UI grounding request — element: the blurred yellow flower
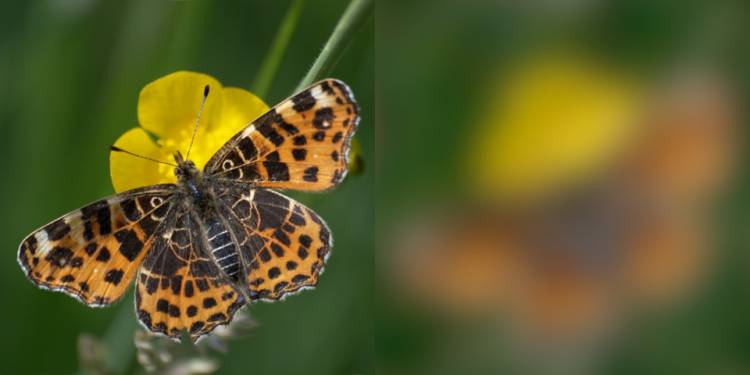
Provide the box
[470,55,643,203]
[110,71,269,192]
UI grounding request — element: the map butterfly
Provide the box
[17,79,359,342]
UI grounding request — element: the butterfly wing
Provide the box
[18,185,175,306]
[134,204,245,342]
[204,79,360,191]
[215,184,332,301]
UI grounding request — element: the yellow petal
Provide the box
[191,87,269,169]
[138,71,224,148]
[110,128,176,192]
[470,55,642,203]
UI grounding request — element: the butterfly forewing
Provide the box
[205,79,360,191]
[18,185,175,306]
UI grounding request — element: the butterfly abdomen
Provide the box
[205,218,241,279]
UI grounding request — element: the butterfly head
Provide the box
[173,151,199,182]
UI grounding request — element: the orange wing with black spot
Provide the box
[17,185,175,307]
[204,79,360,191]
[216,186,332,301]
[134,206,245,342]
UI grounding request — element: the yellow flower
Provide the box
[110,71,269,192]
[469,54,643,203]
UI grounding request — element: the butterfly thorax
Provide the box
[173,152,209,209]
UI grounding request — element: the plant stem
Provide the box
[295,0,373,91]
[252,0,306,98]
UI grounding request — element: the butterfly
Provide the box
[17,79,359,342]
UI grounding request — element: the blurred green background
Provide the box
[377,0,750,374]
[0,0,372,374]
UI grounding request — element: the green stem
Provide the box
[295,0,373,91]
[252,0,306,98]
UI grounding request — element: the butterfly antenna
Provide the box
[110,145,177,167]
[185,84,210,161]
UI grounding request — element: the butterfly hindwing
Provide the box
[18,185,175,306]
[135,205,245,342]
[215,185,332,301]
[205,79,360,191]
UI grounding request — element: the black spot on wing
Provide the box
[320,81,335,95]
[121,199,140,222]
[114,229,144,261]
[96,247,111,262]
[313,107,334,129]
[292,89,316,112]
[237,137,258,161]
[96,205,112,235]
[303,167,318,182]
[259,248,271,262]
[168,305,180,317]
[184,280,194,297]
[45,246,73,267]
[266,151,280,161]
[203,297,217,308]
[45,219,71,241]
[156,299,169,313]
[299,234,312,248]
[264,159,291,180]
[271,242,285,256]
[332,131,343,144]
[145,276,159,294]
[257,118,284,146]
[273,230,290,246]
[268,267,281,279]
[104,269,124,285]
[298,247,309,260]
[279,122,299,135]
[85,243,97,256]
[170,275,183,295]
[195,278,209,292]
[290,206,306,226]
[292,149,307,161]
